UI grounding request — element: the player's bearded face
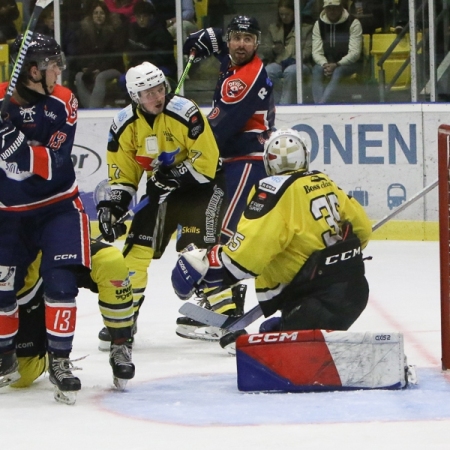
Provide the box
[138,83,166,114]
[228,31,258,66]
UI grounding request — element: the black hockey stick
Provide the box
[0,0,54,120]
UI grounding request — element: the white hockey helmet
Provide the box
[263,128,310,175]
[125,61,170,104]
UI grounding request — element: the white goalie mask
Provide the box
[125,61,171,104]
[263,128,310,176]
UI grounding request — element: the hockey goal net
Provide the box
[438,124,450,370]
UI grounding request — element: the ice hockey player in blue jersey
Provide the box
[0,33,91,405]
[179,16,275,338]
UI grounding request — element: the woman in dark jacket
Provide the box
[74,0,126,108]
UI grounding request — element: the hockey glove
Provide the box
[183,28,223,63]
[146,168,180,205]
[96,190,132,243]
[0,121,28,163]
[172,244,226,300]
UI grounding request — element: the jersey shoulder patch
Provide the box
[221,57,264,104]
[165,95,205,140]
[108,104,137,151]
[49,85,78,125]
[244,175,291,219]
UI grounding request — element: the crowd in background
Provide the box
[2,0,447,106]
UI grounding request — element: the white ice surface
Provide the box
[3,239,450,450]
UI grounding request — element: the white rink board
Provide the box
[75,104,445,222]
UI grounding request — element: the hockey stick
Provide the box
[0,0,54,120]
[372,179,438,232]
[94,196,150,242]
[174,50,196,95]
[179,301,263,331]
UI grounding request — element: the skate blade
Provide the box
[53,386,77,405]
[98,340,111,352]
[113,377,129,391]
[0,370,21,388]
[175,325,223,342]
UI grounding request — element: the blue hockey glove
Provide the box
[183,28,223,63]
[172,245,226,300]
[0,121,28,163]
[259,317,281,333]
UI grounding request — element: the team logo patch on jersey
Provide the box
[19,106,36,123]
[225,78,247,98]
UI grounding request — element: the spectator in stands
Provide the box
[104,0,140,24]
[0,0,19,43]
[347,0,385,35]
[127,1,177,82]
[263,0,313,104]
[35,6,54,36]
[152,0,198,42]
[74,0,126,108]
[311,0,363,104]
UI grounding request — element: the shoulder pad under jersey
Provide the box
[165,95,205,140]
[108,104,137,152]
[244,175,292,219]
[49,85,78,125]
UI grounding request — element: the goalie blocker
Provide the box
[236,329,417,392]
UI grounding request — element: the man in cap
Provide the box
[311,0,363,103]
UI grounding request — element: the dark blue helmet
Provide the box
[226,16,261,44]
[11,32,66,72]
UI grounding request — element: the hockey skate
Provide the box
[176,285,247,341]
[98,322,137,351]
[109,343,135,390]
[48,353,82,405]
[0,350,20,388]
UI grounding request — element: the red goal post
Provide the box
[438,124,450,370]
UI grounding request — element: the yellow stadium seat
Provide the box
[0,44,9,82]
[194,0,208,28]
[371,33,422,91]
[14,1,23,33]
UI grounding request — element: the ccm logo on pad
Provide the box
[248,332,299,344]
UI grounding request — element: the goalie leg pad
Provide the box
[236,330,411,392]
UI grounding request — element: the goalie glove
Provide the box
[96,190,132,242]
[183,28,223,63]
[172,245,226,300]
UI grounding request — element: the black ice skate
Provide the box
[48,353,82,405]
[109,343,135,390]
[0,350,20,388]
[98,322,137,351]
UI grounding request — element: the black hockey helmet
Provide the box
[10,32,66,72]
[226,15,261,44]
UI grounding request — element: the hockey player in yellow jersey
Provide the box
[96,61,226,345]
[10,240,135,396]
[172,128,372,343]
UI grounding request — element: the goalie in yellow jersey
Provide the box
[172,128,372,343]
[9,240,135,396]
